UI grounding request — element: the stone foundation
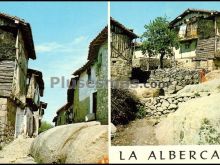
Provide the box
[144,93,202,117]
[176,58,216,71]
[148,68,200,94]
[132,57,172,70]
[0,98,15,147]
[111,58,132,81]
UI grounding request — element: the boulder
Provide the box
[168,104,177,110]
[176,85,183,91]
[30,121,108,164]
[177,78,220,95]
[161,100,169,108]
[155,93,220,145]
[129,84,160,99]
[205,70,220,81]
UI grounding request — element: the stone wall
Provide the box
[96,42,108,125]
[111,58,132,81]
[176,58,215,71]
[132,57,172,70]
[0,98,15,147]
[144,93,201,117]
[148,68,200,94]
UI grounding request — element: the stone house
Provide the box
[0,13,46,144]
[170,8,220,70]
[52,77,75,126]
[53,27,108,126]
[110,17,138,81]
[22,69,47,137]
[52,103,72,126]
[72,26,108,125]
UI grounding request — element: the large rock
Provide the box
[30,121,108,163]
[129,84,160,99]
[155,93,220,145]
[177,78,220,95]
[205,70,220,81]
[0,137,35,163]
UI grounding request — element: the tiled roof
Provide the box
[73,26,107,76]
[170,8,220,27]
[111,17,139,39]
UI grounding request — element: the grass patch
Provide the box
[194,92,200,97]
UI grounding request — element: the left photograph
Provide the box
[0,2,108,164]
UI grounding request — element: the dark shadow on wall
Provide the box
[131,68,151,83]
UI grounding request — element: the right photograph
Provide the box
[110,2,220,146]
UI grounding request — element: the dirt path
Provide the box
[0,137,36,163]
[112,117,161,146]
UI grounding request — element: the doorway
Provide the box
[92,92,97,120]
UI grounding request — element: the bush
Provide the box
[38,121,54,134]
[111,88,141,125]
[136,105,146,119]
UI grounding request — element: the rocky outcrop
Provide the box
[142,72,220,117]
[155,77,220,145]
[129,84,160,100]
[0,137,35,163]
[177,78,220,95]
[205,70,220,81]
[30,121,108,164]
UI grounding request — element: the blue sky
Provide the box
[111,2,220,36]
[0,2,107,124]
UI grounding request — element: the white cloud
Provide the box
[35,42,63,53]
[36,35,88,53]
[72,36,86,44]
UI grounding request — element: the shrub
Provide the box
[136,105,146,119]
[38,121,54,134]
[111,88,141,125]
[194,92,200,97]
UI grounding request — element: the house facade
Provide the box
[20,69,47,137]
[110,17,138,81]
[170,8,220,70]
[53,27,108,126]
[0,13,46,145]
[52,103,72,126]
[73,27,108,125]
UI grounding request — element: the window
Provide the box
[87,68,91,82]
[185,43,190,49]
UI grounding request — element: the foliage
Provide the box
[38,121,54,134]
[136,105,146,119]
[141,16,180,68]
[198,118,220,144]
[95,53,102,76]
[217,85,220,91]
[111,88,141,125]
[197,19,215,39]
[194,92,200,97]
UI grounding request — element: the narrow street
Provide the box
[0,137,36,163]
[112,117,161,146]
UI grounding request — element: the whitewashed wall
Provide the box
[78,65,97,101]
[173,47,196,59]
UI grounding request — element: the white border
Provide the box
[108,0,111,158]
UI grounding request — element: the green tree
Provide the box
[141,16,180,68]
[38,121,54,134]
